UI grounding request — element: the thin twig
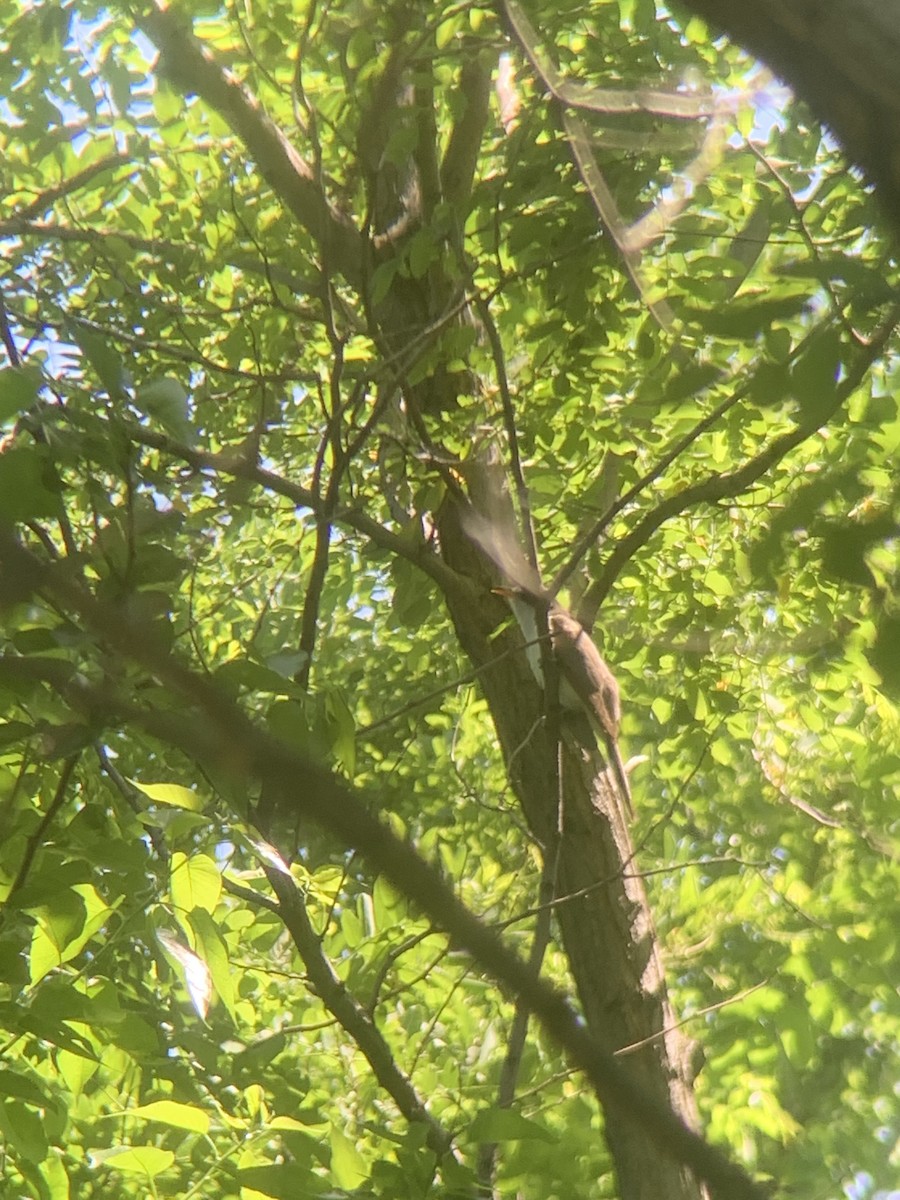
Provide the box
[7,754,80,901]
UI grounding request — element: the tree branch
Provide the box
[7,754,80,901]
[440,56,493,210]
[264,866,456,1161]
[13,152,133,221]
[117,421,471,598]
[583,305,900,612]
[0,530,769,1200]
[134,1,364,286]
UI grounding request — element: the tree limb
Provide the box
[134,1,364,286]
[117,420,471,598]
[584,304,900,611]
[6,754,80,901]
[0,530,769,1200]
[13,152,133,221]
[440,56,493,211]
[264,866,457,1162]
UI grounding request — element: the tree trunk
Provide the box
[436,495,706,1200]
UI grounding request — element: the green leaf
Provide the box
[705,570,734,597]
[27,884,115,983]
[407,230,437,279]
[170,852,222,914]
[330,1125,368,1189]
[131,780,203,811]
[791,328,842,423]
[436,16,461,49]
[370,258,399,306]
[0,1001,97,1061]
[103,1146,175,1177]
[0,365,42,423]
[325,686,356,777]
[0,720,35,748]
[0,1069,51,1107]
[235,1164,318,1198]
[27,892,87,984]
[57,1048,100,1099]
[466,1108,557,1143]
[35,1149,70,1199]
[70,322,127,396]
[117,1099,210,1134]
[662,362,722,406]
[0,1098,49,1164]
[0,446,60,520]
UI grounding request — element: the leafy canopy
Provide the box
[0,1,898,1198]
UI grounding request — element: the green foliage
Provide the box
[0,0,898,1197]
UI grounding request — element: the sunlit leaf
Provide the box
[131,780,203,811]
[113,1100,210,1134]
[188,907,237,1022]
[156,930,213,1019]
[170,852,222,914]
[330,1125,368,1189]
[101,1146,175,1177]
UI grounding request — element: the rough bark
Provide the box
[436,496,705,1200]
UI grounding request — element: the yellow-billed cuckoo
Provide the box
[496,586,633,820]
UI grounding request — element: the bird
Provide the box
[494,586,633,820]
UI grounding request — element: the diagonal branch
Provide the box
[134,1,364,286]
[6,754,81,901]
[264,866,456,1161]
[550,383,734,605]
[0,530,769,1200]
[13,152,134,221]
[582,305,900,613]
[260,864,458,1161]
[115,421,470,598]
